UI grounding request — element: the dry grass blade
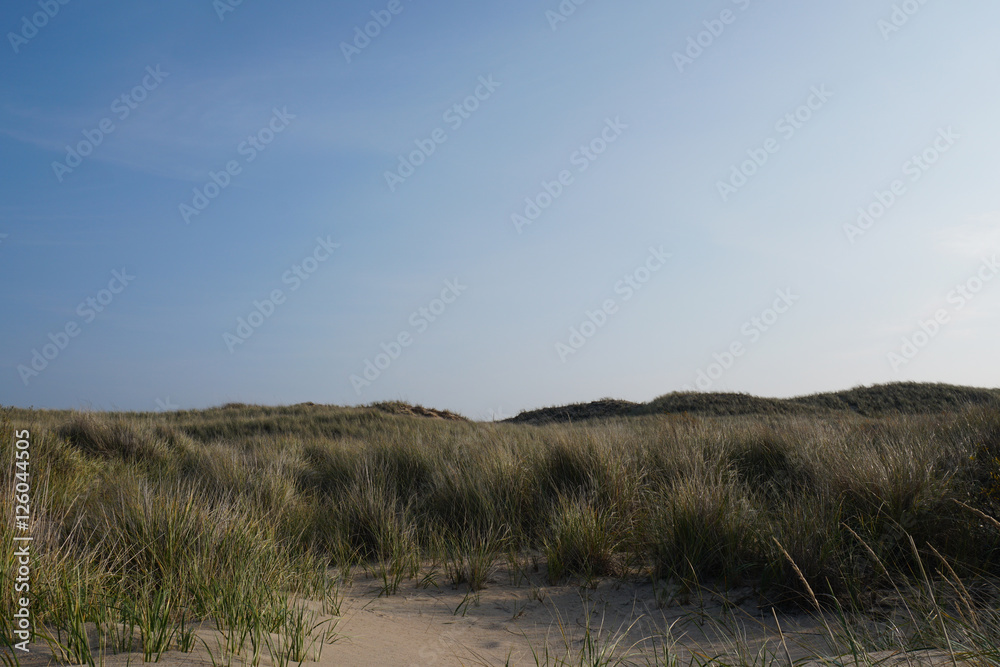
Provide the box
[952,499,1000,532]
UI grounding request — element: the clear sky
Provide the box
[2,1,998,419]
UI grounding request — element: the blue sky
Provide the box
[2,0,999,418]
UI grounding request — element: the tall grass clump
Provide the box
[545,495,623,582]
[56,413,169,465]
[644,469,762,586]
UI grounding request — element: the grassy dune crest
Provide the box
[2,384,1000,664]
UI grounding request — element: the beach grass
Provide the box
[2,388,1000,664]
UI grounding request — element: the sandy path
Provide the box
[325,573,829,665]
[9,572,958,667]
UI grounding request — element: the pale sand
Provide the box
[10,570,960,667]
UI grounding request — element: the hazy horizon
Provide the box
[3,1,999,420]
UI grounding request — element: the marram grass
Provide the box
[2,398,1000,664]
